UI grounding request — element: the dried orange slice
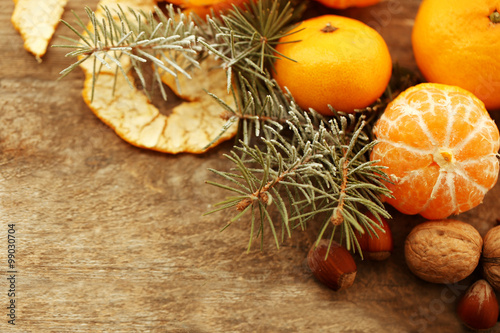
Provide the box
[77,0,157,75]
[11,0,68,61]
[79,0,237,154]
[371,83,500,220]
[159,55,228,101]
[82,71,236,154]
[77,0,158,75]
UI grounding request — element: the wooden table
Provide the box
[2,0,500,332]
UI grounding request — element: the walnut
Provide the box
[405,220,483,284]
[482,225,500,291]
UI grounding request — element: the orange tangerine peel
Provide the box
[11,0,68,61]
[371,83,500,220]
[412,0,500,110]
[273,15,392,115]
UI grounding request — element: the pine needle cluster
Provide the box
[55,0,419,255]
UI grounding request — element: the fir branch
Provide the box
[202,72,294,151]
[55,0,303,102]
[55,4,201,101]
[198,0,302,88]
[55,0,400,255]
[206,99,392,253]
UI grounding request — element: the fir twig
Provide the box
[55,4,201,101]
[206,98,392,252]
[55,0,401,255]
[197,0,303,89]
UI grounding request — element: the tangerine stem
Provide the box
[440,150,453,163]
[321,23,338,33]
[490,10,500,24]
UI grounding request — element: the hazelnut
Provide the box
[482,225,500,291]
[354,213,393,260]
[307,239,357,291]
[457,279,499,330]
[405,220,482,284]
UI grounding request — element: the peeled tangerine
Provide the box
[371,83,500,220]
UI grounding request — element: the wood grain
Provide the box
[1,0,500,332]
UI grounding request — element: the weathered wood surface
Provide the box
[1,0,500,332]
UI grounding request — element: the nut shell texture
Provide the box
[482,225,500,291]
[457,279,499,330]
[405,220,482,283]
[307,240,357,291]
[355,213,393,260]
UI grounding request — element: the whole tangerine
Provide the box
[371,83,500,220]
[273,15,392,115]
[312,0,381,9]
[412,0,500,110]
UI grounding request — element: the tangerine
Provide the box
[371,83,500,220]
[412,0,500,110]
[312,0,381,9]
[273,15,392,115]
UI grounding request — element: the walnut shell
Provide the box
[405,220,483,284]
[482,225,500,291]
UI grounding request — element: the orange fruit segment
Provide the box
[371,83,500,220]
[412,0,500,110]
[11,0,68,61]
[273,15,392,115]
